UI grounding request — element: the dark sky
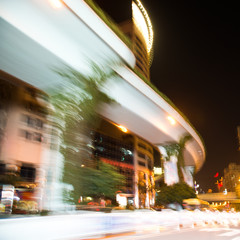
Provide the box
[95,0,240,192]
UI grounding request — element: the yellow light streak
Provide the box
[132,0,153,54]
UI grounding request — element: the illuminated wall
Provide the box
[118,0,153,80]
[132,0,153,56]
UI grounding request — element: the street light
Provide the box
[49,0,63,8]
[167,116,176,125]
[116,125,128,133]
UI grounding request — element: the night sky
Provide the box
[95,0,240,192]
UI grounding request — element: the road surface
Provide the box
[82,225,240,240]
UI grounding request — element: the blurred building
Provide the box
[92,118,160,208]
[198,191,240,211]
[96,0,153,81]
[0,0,206,211]
[223,163,240,192]
[0,71,50,212]
[90,0,157,207]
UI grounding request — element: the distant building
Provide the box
[92,118,161,208]
[223,163,240,192]
[95,0,153,81]
[120,0,154,81]
[89,0,157,208]
[92,130,134,195]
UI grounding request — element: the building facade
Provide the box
[92,118,160,208]
[0,71,50,213]
[224,163,240,192]
[0,0,206,212]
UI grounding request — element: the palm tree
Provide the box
[163,134,192,183]
[177,134,192,182]
[50,62,124,203]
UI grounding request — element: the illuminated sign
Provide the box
[154,167,162,175]
[132,0,153,55]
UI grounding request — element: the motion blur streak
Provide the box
[0,210,240,240]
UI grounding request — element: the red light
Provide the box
[214,172,219,178]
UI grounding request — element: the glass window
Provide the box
[20,166,36,182]
[33,132,42,142]
[35,119,43,129]
[19,129,32,140]
[138,161,146,167]
[138,152,145,159]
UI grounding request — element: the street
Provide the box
[1,210,240,240]
[86,226,240,240]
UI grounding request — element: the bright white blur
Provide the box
[0,209,240,240]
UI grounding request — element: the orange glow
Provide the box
[167,116,176,125]
[117,125,128,133]
[49,0,63,8]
